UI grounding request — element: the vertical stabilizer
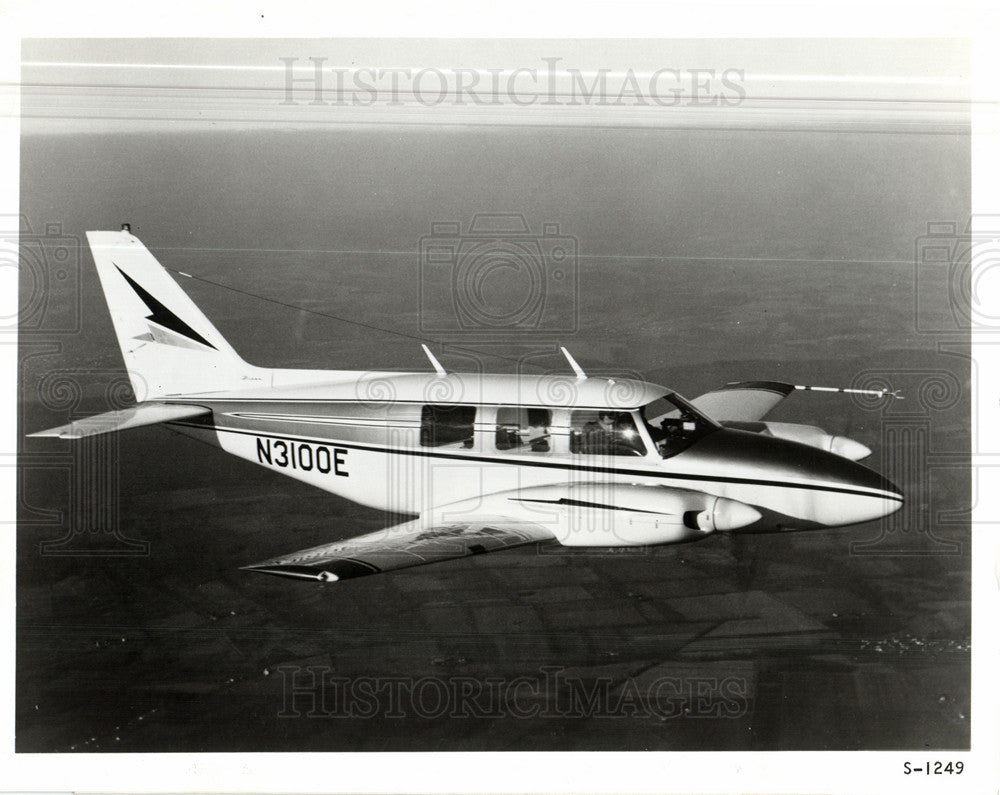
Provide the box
[86,229,263,399]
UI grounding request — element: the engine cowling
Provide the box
[726,421,872,461]
[694,496,765,532]
[505,483,762,547]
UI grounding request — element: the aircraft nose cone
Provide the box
[683,429,903,526]
[876,475,904,514]
[825,458,904,523]
[829,435,872,461]
[842,460,902,500]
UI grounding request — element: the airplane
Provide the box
[28,226,904,583]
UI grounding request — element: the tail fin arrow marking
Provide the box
[114,264,217,350]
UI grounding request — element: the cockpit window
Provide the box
[569,410,647,456]
[640,393,719,458]
[496,407,551,453]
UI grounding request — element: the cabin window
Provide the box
[420,405,476,448]
[495,407,551,452]
[569,410,647,456]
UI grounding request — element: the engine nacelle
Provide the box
[503,483,762,547]
[725,421,871,461]
[694,495,766,532]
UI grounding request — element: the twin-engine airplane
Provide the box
[30,228,904,582]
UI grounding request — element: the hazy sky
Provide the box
[21,38,970,134]
[18,38,970,377]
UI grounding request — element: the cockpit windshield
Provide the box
[640,392,720,458]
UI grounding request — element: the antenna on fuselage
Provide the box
[560,346,587,380]
[421,344,447,376]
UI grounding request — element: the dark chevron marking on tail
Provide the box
[114,263,216,350]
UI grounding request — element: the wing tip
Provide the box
[26,427,75,439]
[241,557,382,582]
[240,564,339,582]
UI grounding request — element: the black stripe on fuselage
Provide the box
[166,420,903,502]
[512,497,675,515]
[172,398,651,410]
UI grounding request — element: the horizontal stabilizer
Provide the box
[28,402,210,439]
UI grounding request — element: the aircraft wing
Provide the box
[689,381,795,422]
[242,514,556,582]
[242,479,766,582]
[27,402,211,439]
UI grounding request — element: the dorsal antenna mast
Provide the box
[421,344,447,377]
[560,346,587,380]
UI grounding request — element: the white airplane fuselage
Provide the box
[30,230,904,576]
[163,371,903,548]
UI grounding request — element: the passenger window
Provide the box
[420,405,476,448]
[495,407,551,453]
[569,410,646,456]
